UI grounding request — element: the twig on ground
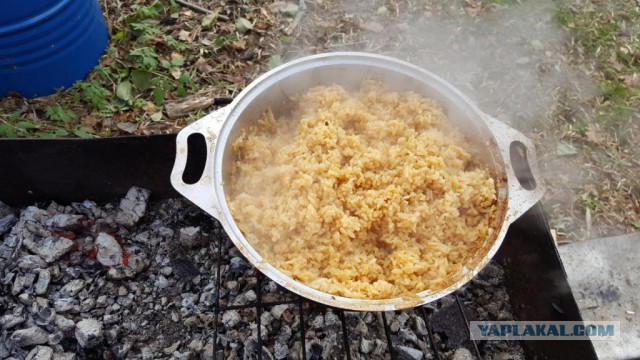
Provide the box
[285,0,307,35]
[174,0,230,21]
[164,91,231,119]
[174,0,212,14]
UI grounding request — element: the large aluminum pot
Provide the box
[170,52,545,311]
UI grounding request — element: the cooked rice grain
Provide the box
[228,81,497,299]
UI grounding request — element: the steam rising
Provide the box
[287,0,595,127]
[282,0,599,240]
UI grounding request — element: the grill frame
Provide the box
[0,135,598,359]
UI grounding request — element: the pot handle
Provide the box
[170,106,231,221]
[483,115,545,223]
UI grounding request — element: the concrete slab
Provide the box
[558,232,640,360]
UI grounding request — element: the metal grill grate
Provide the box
[211,234,486,360]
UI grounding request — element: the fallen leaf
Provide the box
[150,112,163,122]
[194,57,214,73]
[170,67,182,79]
[585,123,607,145]
[227,39,247,51]
[201,12,218,28]
[178,30,191,42]
[235,18,253,34]
[556,142,578,156]
[142,101,157,113]
[117,122,138,134]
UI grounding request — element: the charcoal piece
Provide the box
[0,201,12,217]
[217,308,258,359]
[261,279,297,303]
[169,258,200,280]
[95,233,123,267]
[17,254,47,270]
[37,236,74,263]
[56,279,86,298]
[451,348,474,360]
[10,326,50,347]
[396,345,424,360]
[429,300,474,350]
[0,213,17,236]
[305,304,345,359]
[179,226,209,248]
[25,345,54,359]
[75,318,103,348]
[219,255,257,307]
[0,314,25,330]
[345,311,388,359]
[44,214,83,229]
[114,186,151,228]
[263,304,302,360]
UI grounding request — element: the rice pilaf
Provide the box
[228,81,498,299]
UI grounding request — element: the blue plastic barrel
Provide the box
[0,0,108,98]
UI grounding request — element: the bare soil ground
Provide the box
[0,0,638,242]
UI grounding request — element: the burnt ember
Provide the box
[0,187,523,359]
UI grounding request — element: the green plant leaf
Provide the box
[35,132,56,138]
[178,72,190,84]
[54,129,70,137]
[152,87,165,106]
[44,105,77,123]
[0,124,17,138]
[116,81,133,101]
[113,31,125,40]
[633,220,640,229]
[176,85,187,97]
[214,36,227,48]
[171,58,185,67]
[130,70,153,90]
[73,129,93,138]
[16,121,38,130]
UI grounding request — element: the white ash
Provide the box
[0,188,224,359]
[114,186,151,228]
[94,233,123,267]
[25,345,53,360]
[36,237,75,264]
[0,187,525,359]
[10,326,50,347]
[75,318,103,349]
[44,214,83,230]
